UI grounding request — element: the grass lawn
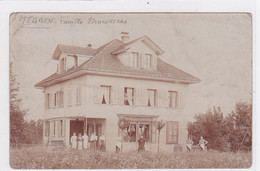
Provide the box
[10,146,252,169]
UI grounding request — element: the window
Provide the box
[53,121,56,137]
[46,93,51,109]
[169,91,177,108]
[68,88,72,105]
[145,54,152,69]
[123,122,151,142]
[132,52,139,68]
[53,92,58,107]
[166,121,179,144]
[124,87,134,105]
[101,85,111,104]
[59,90,64,106]
[140,54,152,69]
[147,89,156,107]
[76,87,81,104]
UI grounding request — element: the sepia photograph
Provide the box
[9,13,252,169]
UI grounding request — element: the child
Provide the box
[70,132,77,149]
[77,133,83,150]
[82,132,89,149]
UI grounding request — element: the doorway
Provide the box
[70,120,84,139]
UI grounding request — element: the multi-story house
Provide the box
[35,33,200,152]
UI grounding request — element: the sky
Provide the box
[9,13,252,121]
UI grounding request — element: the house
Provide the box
[35,32,200,152]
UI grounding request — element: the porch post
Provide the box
[85,118,88,133]
[65,118,70,146]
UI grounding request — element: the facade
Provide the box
[35,33,200,152]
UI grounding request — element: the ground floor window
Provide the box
[122,121,152,143]
[166,121,179,144]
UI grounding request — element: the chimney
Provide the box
[121,32,129,43]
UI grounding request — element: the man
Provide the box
[90,132,97,150]
[198,136,208,151]
[99,133,106,151]
[138,135,145,152]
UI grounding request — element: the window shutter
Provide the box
[178,91,182,108]
[93,86,100,104]
[135,88,142,106]
[118,87,124,105]
[141,88,147,106]
[111,86,118,105]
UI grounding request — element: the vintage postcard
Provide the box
[9,13,252,169]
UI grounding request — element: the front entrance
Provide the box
[70,120,84,138]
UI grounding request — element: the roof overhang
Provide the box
[35,68,200,88]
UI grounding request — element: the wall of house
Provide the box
[43,73,191,152]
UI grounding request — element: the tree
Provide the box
[188,107,230,151]
[10,62,27,144]
[225,102,252,152]
[118,118,130,152]
[154,120,165,153]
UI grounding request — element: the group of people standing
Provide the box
[70,132,106,151]
[186,136,208,151]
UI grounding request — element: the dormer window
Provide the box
[132,52,139,68]
[140,54,152,69]
[145,54,151,69]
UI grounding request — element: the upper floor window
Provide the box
[169,91,178,108]
[100,85,111,104]
[76,87,81,104]
[53,92,58,107]
[132,52,139,68]
[46,93,51,109]
[124,87,134,105]
[68,88,72,106]
[147,89,156,107]
[59,90,64,107]
[166,121,179,144]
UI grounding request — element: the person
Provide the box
[138,135,145,152]
[90,132,97,150]
[82,132,89,149]
[99,133,106,151]
[198,136,208,151]
[115,136,121,153]
[70,132,77,149]
[77,133,83,150]
[186,136,194,152]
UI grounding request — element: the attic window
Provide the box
[132,52,139,68]
[141,54,152,69]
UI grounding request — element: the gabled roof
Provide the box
[52,44,96,60]
[35,36,200,88]
[112,36,164,56]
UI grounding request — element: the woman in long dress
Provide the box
[77,133,83,150]
[82,133,89,149]
[70,132,77,149]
